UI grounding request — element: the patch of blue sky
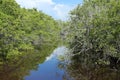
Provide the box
[15,0,83,20]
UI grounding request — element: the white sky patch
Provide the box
[15,0,75,20]
[53,4,73,20]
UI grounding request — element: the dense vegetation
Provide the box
[0,0,120,79]
[67,0,120,68]
[63,0,120,79]
[0,0,60,63]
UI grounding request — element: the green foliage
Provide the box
[0,0,60,61]
[67,0,120,66]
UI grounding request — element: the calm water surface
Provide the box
[24,46,68,80]
[1,46,120,80]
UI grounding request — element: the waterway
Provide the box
[24,46,69,80]
[0,46,120,80]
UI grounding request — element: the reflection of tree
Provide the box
[66,62,120,80]
[57,58,74,80]
[0,45,55,80]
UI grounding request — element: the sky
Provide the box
[15,0,83,21]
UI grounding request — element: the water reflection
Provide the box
[45,46,67,61]
[66,62,120,80]
[2,45,119,80]
[0,45,56,80]
[24,46,68,80]
[24,57,64,80]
